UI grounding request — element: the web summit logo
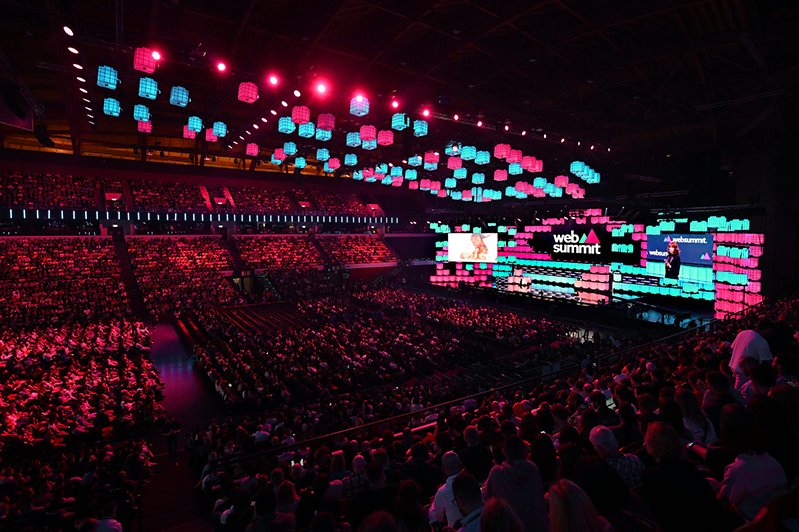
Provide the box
[553,229,601,254]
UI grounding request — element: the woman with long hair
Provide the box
[664,241,681,279]
[548,479,612,532]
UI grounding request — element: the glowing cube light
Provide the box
[445,142,461,156]
[291,105,310,124]
[405,169,417,180]
[474,151,490,165]
[454,168,467,179]
[328,157,340,170]
[316,148,329,161]
[353,170,363,180]
[424,162,438,171]
[344,153,358,166]
[533,177,547,188]
[317,113,335,131]
[508,162,523,175]
[359,125,376,141]
[294,157,306,169]
[298,122,315,138]
[494,169,508,182]
[315,128,332,141]
[103,98,121,117]
[346,132,361,147]
[133,104,150,122]
[237,82,259,103]
[212,121,227,137]
[376,163,388,175]
[205,129,217,142]
[133,47,157,73]
[377,130,394,146]
[137,120,152,133]
[390,166,403,177]
[188,116,202,132]
[362,139,377,150]
[413,119,428,137]
[97,66,119,89]
[494,144,511,159]
[554,175,569,187]
[270,155,282,165]
[283,141,297,156]
[408,181,419,190]
[246,143,259,156]
[447,156,462,170]
[424,151,439,164]
[138,77,159,99]
[350,95,370,116]
[507,149,522,164]
[278,117,296,134]
[182,125,196,139]
[461,145,476,160]
[521,156,535,171]
[445,178,457,188]
[391,113,409,130]
[472,173,485,185]
[408,155,422,167]
[273,148,285,161]
[170,86,189,107]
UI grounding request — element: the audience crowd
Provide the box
[236,236,323,270]
[130,179,209,213]
[0,171,96,210]
[0,238,130,326]
[316,235,397,264]
[307,192,372,216]
[188,295,799,531]
[127,237,244,319]
[228,187,297,214]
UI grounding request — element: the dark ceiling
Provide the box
[0,0,797,198]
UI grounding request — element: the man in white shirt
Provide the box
[429,451,464,528]
[730,321,773,390]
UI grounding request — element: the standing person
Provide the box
[664,241,681,279]
[729,320,774,391]
[162,416,182,466]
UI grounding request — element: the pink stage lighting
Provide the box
[453,114,459,121]
[216,62,226,72]
[391,100,399,109]
[422,109,430,117]
[151,50,161,61]
[268,74,279,86]
[316,82,327,94]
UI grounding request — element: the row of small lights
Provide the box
[63,25,97,127]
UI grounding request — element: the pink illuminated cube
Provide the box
[494,143,511,159]
[424,151,439,164]
[205,129,217,142]
[317,113,335,131]
[359,125,376,141]
[377,130,394,146]
[328,157,340,170]
[238,82,259,103]
[408,181,419,190]
[494,169,508,181]
[133,47,157,73]
[291,106,310,124]
[554,175,569,187]
[447,156,462,170]
[246,143,259,156]
[182,125,196,139]
[507,149,522,164]
[137,120,152,133]
[273,148,285,161]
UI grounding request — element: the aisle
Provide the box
[139,321,225,532]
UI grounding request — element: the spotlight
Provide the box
[504,125,509,131]
[261,117,268,123]
[590,145,594,150]
[67,47,79,54]
[422,108,430,117]
[87,114,94,118]
[270,109,277,115]
[561,138,565,143]
[522,130,527,136]
[453,114,459,121]
[73,63,83,70]
[84,106,92,111]
[79,88,88,94]
[253,124,259,129]
[63,26,74,36]
[577,141,581,146]
[543,133,547,139]
[293,89,301,97]
[316,82,327,94]
[152,50,161,61]
[607,147,611,152]
[280,100,288,107]
[355,94,364,102]
[216,62,226,72]
[82,98,90,102]
[477,120,483,127]
[76,77,85,83]
[391,100,399,109]
[245,130,251,135]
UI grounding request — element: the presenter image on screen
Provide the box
[664,241,681,279]
[460,233,488,261]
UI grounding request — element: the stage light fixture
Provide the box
[422,108,430,117]
[391,100,399,109]
[63,26,74,36]
[87,114,94,118]
[268,74,279,86]
[76,77,85,83]
[476,120,483,127]
[590,145,594,150]
[522,130,527,136]
[68,47,78,54]
[73,63,83,69]
[151,50,161,61]
[453,114,459,120]
[504,125,509,131]
[293,89,301,97]
[82,98,90,102]
[252,124,259,129]
[316,82,327,94]
[80,88,88,94]
[543,133,547,139]
[270,109,277,115]
[216,62,226,72]
[84,106,91,111]
[261,117,268,123]
[281,100,288,107]
[561,138,565,143]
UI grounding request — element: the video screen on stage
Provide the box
[646,234,714,266]
[447,232,498,263]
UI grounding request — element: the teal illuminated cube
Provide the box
[408,155,422,167]
[315,128,332,141]
[391,113,409,130]
[278,117,295,134]
[298,122,315,138]
[212,121,227,137]
[294,157,306,169]
[405,169,417,180]
[390,166,403,177]
[103,98,121,117]
[413,119,428,137]
[346,132,360,147]
[283,142,297,156]
[362,139,377,150]
[461,145,476,160]
[188,116,202,132]
[316,148,329,161]
[454,168,467,179]
[472,173,485,185]
[169,86,189,107]
[344,153,357,166]
[138,77,158,99]
[133,104,149,122]
[474,151,490,165]
[97,66,119,89]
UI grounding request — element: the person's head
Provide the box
[480,497,523,532]
[675,387,703,421]
[503,435,528,462]
[463,425,480,447]
[352,454,367,474]
[548,479,607,532]
[452,471,482,516]
[719,404,766,455]
[442,451,462,477]
[357,511,399,532]
[470,233,485,247]
[589,425,619,459]
[644,421,684,462]
[667,242,680,255]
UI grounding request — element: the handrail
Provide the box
[214,299,764,467]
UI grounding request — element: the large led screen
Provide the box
[448,232,498,263]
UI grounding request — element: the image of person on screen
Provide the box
[460,233,488,261]
[664,241,681,279]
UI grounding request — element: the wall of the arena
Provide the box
[430,209,764,319]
